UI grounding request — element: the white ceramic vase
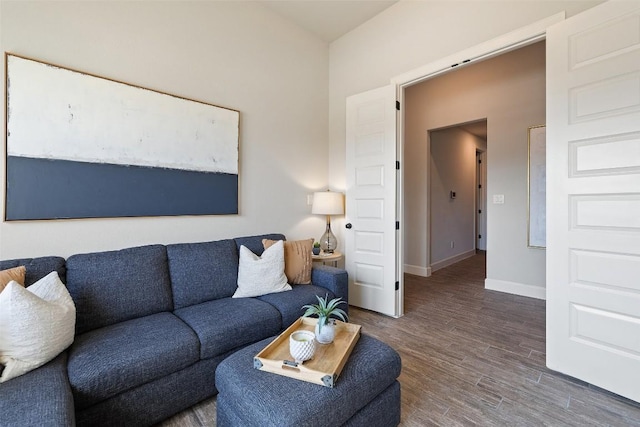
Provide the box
[315,318,336,344]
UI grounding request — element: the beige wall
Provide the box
[429,127,485,268]
[0,1,330,258]
[329,1,602,297]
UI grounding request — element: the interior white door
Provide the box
[546,1,640,402]
[345,85,399,317]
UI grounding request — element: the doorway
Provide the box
[427,121,486,272]
[402,40,546,300]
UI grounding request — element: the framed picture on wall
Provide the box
[528,125,546,248]
[5,53,240,221]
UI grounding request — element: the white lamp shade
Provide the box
[311,191,344,215]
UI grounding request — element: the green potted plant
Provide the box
[302,294,348,344]
[312,241,321,255]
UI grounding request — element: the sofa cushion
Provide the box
[0,272,76,383]
[67,312,199,410]
[167,239,239,309]
[0,256,66,287]
[174,297,281,359]
[258,284,336,329]
[0,352,75,427]
[234,233,285,257]
[66,244,173,334]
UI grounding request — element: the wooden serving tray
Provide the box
[254,317,361,388]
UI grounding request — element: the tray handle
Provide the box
[282,359,303,372]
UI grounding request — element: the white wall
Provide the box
[429,128,484,269]
[0,1,330,258]
[329,1,602,299]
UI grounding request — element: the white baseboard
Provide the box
[485,278,546,300]
[430,250,476,273]
[404,264,431,277]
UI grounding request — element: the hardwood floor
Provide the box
[160,253,640,426]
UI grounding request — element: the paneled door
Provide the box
[345,85,399,317]
[546,1,640,402]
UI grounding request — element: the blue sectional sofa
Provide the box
[0,234,348,427]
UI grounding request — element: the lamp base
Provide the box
[319,223,337,254]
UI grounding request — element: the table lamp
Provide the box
[311,190,344,254]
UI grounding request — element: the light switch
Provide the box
[492,194,505,204]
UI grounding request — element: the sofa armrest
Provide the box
[311,265,349,314]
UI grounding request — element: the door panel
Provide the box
[546,1,640,402]
[345,85,398,317]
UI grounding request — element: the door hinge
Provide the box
[478,234,482,239]
[478,184,482,189]
[396,101,400,111]
[396,161,400,170]
[478,209,482,214]
[395,221,400,230]
[395,281,399,291]
[478,159,482,164]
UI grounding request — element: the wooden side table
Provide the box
[312,251,343,267]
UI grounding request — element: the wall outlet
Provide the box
[307,194,313,206]
[492,194,505,204]
[450,241,455,248]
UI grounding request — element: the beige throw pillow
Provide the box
[0,266,26,293]
[263,238,313,285]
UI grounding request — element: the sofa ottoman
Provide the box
[215,334,402,427]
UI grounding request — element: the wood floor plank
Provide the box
[159,253,640,426]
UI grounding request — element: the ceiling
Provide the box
[260,0,398,42]
[261,0,487,141]
[260,0,488,142]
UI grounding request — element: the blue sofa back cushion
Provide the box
[233,233,285,257]
[167,239,239,309]
[66,244,173,334]
[0,256,66,287]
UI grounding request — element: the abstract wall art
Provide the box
[5,53,239,220]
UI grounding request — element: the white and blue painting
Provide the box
[5,54,239,220]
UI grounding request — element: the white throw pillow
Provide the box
[233,240,291,298]
[0,271,76,382]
